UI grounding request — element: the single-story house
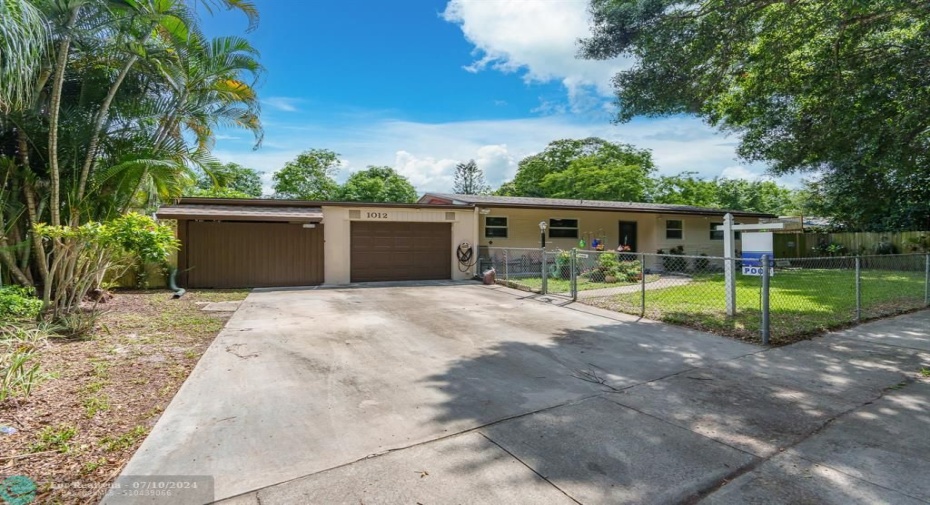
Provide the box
[418,193,773,257]
[156,196,774,288]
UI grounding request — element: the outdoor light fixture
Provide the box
[539,221,547,248]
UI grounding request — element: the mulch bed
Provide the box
[0,289,248,504]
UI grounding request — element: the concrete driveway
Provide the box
[107,283,930,504]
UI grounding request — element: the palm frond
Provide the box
[0,0,50,112]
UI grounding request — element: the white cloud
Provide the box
[262,96,302,112]
[213,114,780,195]
[393,151,459,190]
[442,0,629,108]
[720,165,763,181]
[474,144,517,186]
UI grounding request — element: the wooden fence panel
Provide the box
[774,230,929,258]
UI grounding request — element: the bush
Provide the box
[872,239,898,255]
[106,213,180,288]
[906,235,929,253]
[695,253,710,271]
[0,286,43,321]
[812,241,847,256]
[659,246,687,272]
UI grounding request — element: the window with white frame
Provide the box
[549,218,579,238]
[666,219,683,240]
[484,216,508,238]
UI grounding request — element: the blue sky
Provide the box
[202,0,774,194]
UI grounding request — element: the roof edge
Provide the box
[172,197,474,210]
[418,193,776,219]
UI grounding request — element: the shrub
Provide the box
[695,253,710,271]
[660,246,687,272]
[906,235,929,253]
[105,213,180,288]
[0,286,42,321]
[872,239,898,255]
[812,241,847,257]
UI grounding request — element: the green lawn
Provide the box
[586,268,927,344]
[510,274,660,293]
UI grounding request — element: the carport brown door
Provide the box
[350,222,452,282]
[185,221,323,288]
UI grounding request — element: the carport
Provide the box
[156,203,324,288]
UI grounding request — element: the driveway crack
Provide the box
[477,432,583,505]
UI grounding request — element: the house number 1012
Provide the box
[366,212,388,219]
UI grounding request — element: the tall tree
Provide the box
[582,0,930,230]
[648,172,718,208]
[507,137,655,198]
[338,166,417,203]
[452,159,490,195]
[0,0,261,306]
[194,162,263,197]
[272,149,341,200]
[714,179,796,216]
[539,155,650,202]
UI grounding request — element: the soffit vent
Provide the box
[445,212,456,221]
[349,210,361,219]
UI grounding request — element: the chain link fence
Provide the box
[478,247,547,293]
[768,254,929,340]
[482,247,930,344]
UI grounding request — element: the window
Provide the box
[710,222,741,240]
[710,222,724,241]
[549,218,578,239]
[666,219,683,240]
[484,216,508,238]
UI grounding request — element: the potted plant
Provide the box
[551,250,573,280]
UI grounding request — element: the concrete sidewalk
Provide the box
[220,307,930,505]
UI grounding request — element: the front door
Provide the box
[619,221,638,252]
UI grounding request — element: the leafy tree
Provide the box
[582,0,930,230]
[508,137,655,198]
[0,0,261,310]
[338,166,417,203]
[798,171,930,231]
[194,162,263,197]
[649,172,718,208]
[452,159,490,195]
[186,187,252,199]
[493,181,518,196]
[272,149,341,200]
[714,179,795,216]
[539,155,650,201]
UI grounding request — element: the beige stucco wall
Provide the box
[322,206,479,284]
[476,207,761,256]
[654,214,762,256]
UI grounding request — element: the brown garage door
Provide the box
[185,221,323,288]
[350,222,451,282]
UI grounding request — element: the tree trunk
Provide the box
[75,29,152,212]
[23,180,49,290]
[47,7,81,228]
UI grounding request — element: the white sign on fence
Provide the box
[741,232,775,276]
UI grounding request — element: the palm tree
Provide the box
[0,0,49,112]
[0,0,263,307]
